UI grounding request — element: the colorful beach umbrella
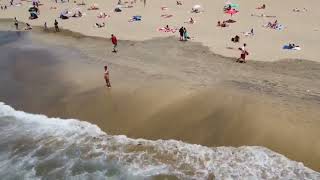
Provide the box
[225,9,238,16]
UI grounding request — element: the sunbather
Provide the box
[88,4,99,10]
[24,23,32,30]
[72,10,82,17]
[95,22,105,28]
[256,4,266,9]
[217,21,228,27]
[161,14,173,18]
[231,35,240,43]
[97,12,108,18]
[176,1,182,5]
[189,17,194,24]
[77,1,86,5]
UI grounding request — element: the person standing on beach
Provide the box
[183,27,190,41]
[54,19,59,32]
[14,17,18,30]
[179,27,184,41]
[111,34,118,53]
[44,22,48,31]
[104,65,111,88]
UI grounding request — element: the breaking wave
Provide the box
[0,102,319,179]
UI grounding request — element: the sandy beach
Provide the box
[0,0,320,61]
[0,0,320,178]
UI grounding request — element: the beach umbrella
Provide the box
[225,9,238,16]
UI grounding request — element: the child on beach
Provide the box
[111,34,118,52]
[104,65,111,88]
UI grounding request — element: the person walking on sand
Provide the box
[54,19,59,32]
[14,17,18,30]
[111,34,118,53]
[236,43,249,63]
[104,65,111,88]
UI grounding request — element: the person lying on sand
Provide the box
[24,23,32,30]
[95,22,105,28]
[256,4,266,9]
[176,1,182,5]
[158,25,177,33]
[97,12,109,18]
[72,10,82,17]
[217,21,228,27]
[251,13,276,18]
[165,25,170,31]
[161,14,173,18]
[161,6,168,10]
[88,4,99,10]
[242,28,254,36]
[293,8,307,12]
[188,17,194,24]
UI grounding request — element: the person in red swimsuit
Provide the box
[111,34,118,53]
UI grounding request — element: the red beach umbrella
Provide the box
[225,9,238,16]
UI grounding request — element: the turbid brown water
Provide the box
[0,24,319,172]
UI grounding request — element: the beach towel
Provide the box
[161,6,168,10]
[129,15,141,22]
[161,14,173,18]
[283,45,301,51]
[157,27,177,33]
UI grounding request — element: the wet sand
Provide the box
[0,27,320,171]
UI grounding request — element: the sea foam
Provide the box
[0,102,319,179]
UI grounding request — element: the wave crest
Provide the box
[0,102,319,179]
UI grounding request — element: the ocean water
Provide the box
[0,102,319,180]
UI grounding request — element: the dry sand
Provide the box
[0,28,319,171]
[1,0,320,61]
